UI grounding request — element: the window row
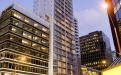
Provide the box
[1,17,49,40]
[0,10,12,22]
[0,18,11,28]
[54,24,65,34]
[53,67,66,74]
[10,26,49,46]
[0,34,49,53]
[54,41,65,50]
[0,42,48,59]
[55,9,64,20]
[54,47,66,56]
[54,0,64,10]
[53,60,66,68]
[54,53,66,61]
[54,35,63,43]
[0,19,49,42]
[67,57,76,64]
[0,52,48,67]
[0,62,48,74]
[0,10,49,33]
[0,26,9,36]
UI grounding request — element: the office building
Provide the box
[33,0,79,75]
[0,3,49,75]
[80,31,113,70]
[105,0,121,56]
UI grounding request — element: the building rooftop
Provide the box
[2,2,49,28]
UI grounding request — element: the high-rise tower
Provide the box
[74,18,81,75]
[33,0,80,75]
[105,0,121,56]
[80,31,113,70]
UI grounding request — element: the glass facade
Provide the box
[105,0,121,56]
[80,31,113,70]
[0,4,49,75]
[114,0,121,51]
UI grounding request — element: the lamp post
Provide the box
[103,3,121,56]
[14,56,26,75]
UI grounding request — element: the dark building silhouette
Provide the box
[105,0,121,57]
[80,31,113,70]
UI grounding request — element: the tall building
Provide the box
[101,1,121,74]
[74,18,82,75]
[74,18,80,58]
[80,31,113,70]
[33,0,80,75]
[0,3,49,75]
[105,0,121,56]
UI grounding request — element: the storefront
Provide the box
[81,66,101,75]
[102,63,121,75]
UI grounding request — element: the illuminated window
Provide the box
[23,24,32,32]
[62,45,65,50]
[33,36,41,43]
[57,8,62,13]
[11,27,16,32]
[41,46,48,53]
[34,23,39,27]
[62,69,66,74]
[23,32,32,39]
[71,71,73,75]
[42,27,48,33]
[58,61,61,67]
[32,43,40,50]
[41,39,48,46]
[34,29,41,36]
[13,13,21,19]
[42,34,48,40]
[71,65,72,69]
[62,56,66,61]
[22,39,31,46]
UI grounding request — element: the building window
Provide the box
[41,46,48,53]
[22,39,31,46]
[42,33,49,40]
[32,43,40,50]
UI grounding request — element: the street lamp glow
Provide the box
[18,56,26,62]
[102,60,106,64]
[21,57,26,61]
[103,3,108,8]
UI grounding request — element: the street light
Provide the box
[14,56,26,75]
[103,3,108,8]
[102,60,106,64]
[103,3,121,56]
[20,56,26,62]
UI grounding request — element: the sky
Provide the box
[0,0,115,50]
